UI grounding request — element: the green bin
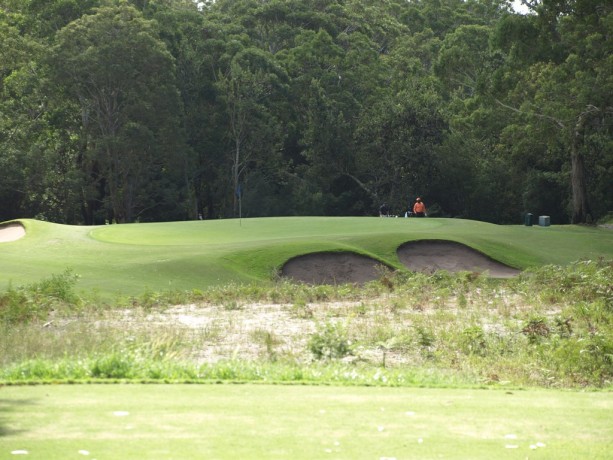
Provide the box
[524,213,533,226]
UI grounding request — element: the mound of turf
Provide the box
[0,217,611,297]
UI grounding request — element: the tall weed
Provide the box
[0,269,80,324]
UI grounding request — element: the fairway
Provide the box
[1,384,612,459]
[1,217,612,297]
[2,219,612,459]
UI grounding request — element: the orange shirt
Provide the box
[413,201,426,213]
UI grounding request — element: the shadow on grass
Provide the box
[0,397,35,437]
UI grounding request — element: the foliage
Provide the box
[459,325,488,356]
[1,0,611,223]
[0,269,81,324]
[48,4,187,223]
[308,321,353,360]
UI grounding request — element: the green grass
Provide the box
[1,219,611,458]
[1,384,611,459]
[2,217,612,298]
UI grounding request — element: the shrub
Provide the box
[91,352,136,379]
[459,326,488,356]
[415,325,436,348]
[308,321,353,360]
[522,316,550,344]
[0,269,80,324]
[553,334,613,386]
[518,259,613,305]
[31,269,81,304]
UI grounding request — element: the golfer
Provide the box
[413,197,427,217]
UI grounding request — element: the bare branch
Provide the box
[494,98,567,129]
[343,172,378,202]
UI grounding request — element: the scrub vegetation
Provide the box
[2,259,611,389]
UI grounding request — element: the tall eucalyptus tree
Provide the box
[50,3,187,223]
[216,47,288,216]
[491,0,612,223]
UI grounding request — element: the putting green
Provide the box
[1,384,611,459]
[1,217,611,297]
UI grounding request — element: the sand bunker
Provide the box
[397,240,520,278]
[282,241,520,284]
[281,252,387,285]
[0,222,25,243]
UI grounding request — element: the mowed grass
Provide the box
[1,384,612,460]
[1,217,612,298]
[1,221,612,459]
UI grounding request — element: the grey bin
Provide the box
[539,215,551,227]
[524,213,533,226]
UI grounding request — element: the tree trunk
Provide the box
[233,137,240,217]
[570,110,593,224]
[570,150,591,224]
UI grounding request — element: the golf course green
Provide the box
[1,217,612,297]
[1,217,612,458]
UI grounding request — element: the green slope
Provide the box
[1,217,611,297]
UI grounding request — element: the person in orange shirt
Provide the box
[413,197,427,217]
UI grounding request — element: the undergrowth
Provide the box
[1,259,611,388]
[0,269,82,323]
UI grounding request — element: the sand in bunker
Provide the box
[397,240,520,279]
[282,252,388,285]
[0,223,25,243]
[282,241,520,284]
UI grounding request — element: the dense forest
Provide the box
[0,0,611,224]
